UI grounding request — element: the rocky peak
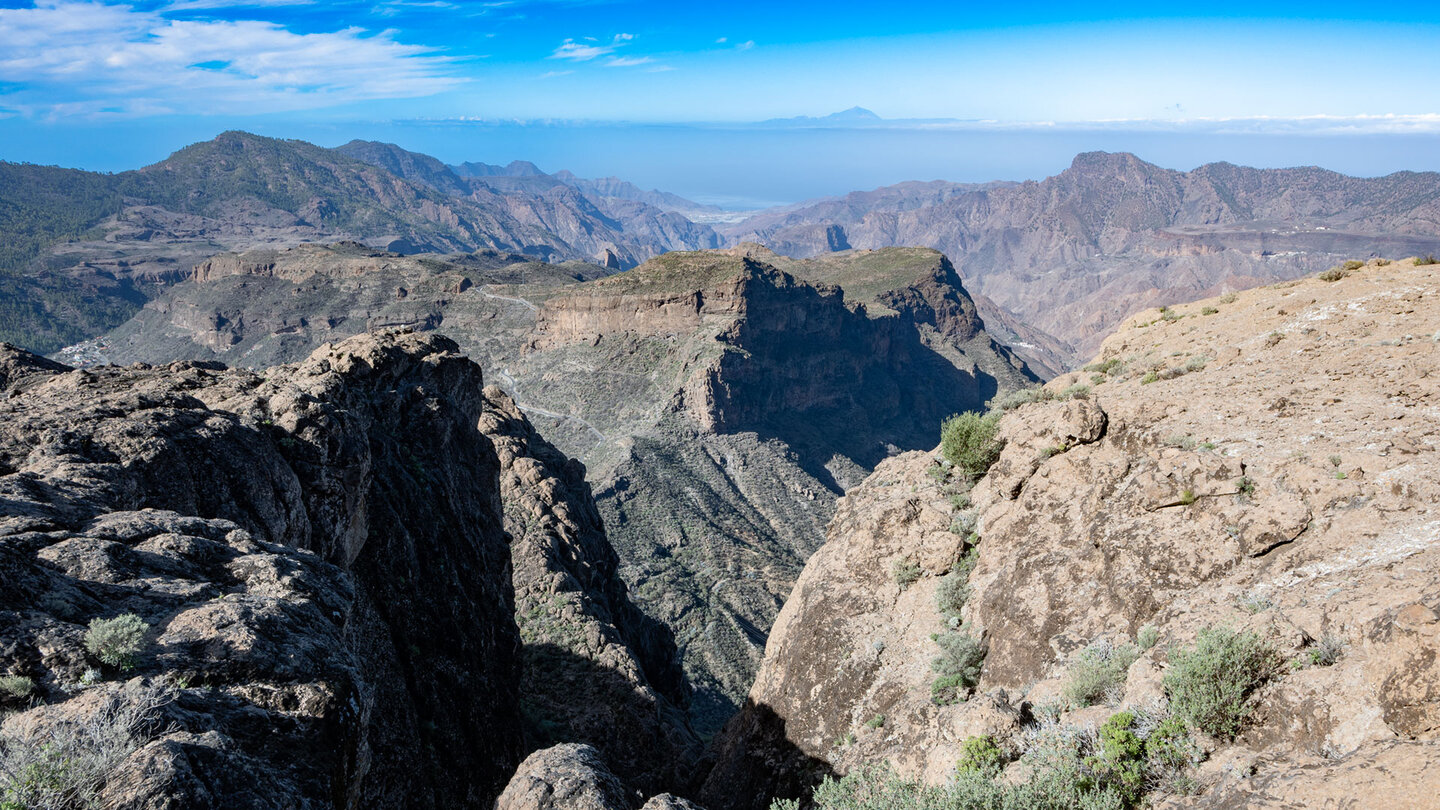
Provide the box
[0,332,525,807]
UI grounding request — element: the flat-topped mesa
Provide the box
[532,254,813,346]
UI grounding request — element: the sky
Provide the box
[3,0,1440,205]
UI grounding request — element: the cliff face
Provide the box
[706,259,1440,808]
[481,388,701,794]
[87,243,1037,739]
[0,332,525,807]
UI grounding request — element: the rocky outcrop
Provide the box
[0,332,524,807]
[705,259,1440,808]
[497,744,635,810]
[722,152,1440,359]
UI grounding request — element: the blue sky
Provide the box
[3,0,1440,200]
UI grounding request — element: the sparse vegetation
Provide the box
[1306,634,1346,667]
[0,688,165,810]
[1415,254,1437,266]
[891,558,922,588]
[935,551,977,620]
[1200,306,1218,316]
[1137,625,1160,651]
[940,412,1003,480]
[956,735,1004,776]
[1141,371,1160,385]
[1059,384,1090,400]
[84,614,148,671]
[931,631,985,705]
[1178,489,1196,506]
[1084,358,1123,375]
[1235,476,1256,498]
[1219,292,1238,304]
[0,676,34,700]
[1164,626,1279,739]
[990,386,1056,412]
[865,714,886,730]
[1065,639,1140,707]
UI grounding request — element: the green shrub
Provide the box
[990,386,1055,412]
[1318,267,1348,282]
[890,558,922,589]
[1065,640,1140,707]
[1083,358,1123,375]
[936,551,977,619]
[1235,476,1256,497]
[1178,489,1196,506]
[1415,254,1437,266]
[1342,260,1365,271]
[1140,372,1160,385]
[0,676,34,699]
[1137,625,1160,651]
[956,734,1005,776]
[1164,626,1278,739]
[864,714,885,729]
[1060,384,1091,400]
[940,412,1003,480]
[1200,306,1218,316]
[84,614,148,671]
[1086,712,1147,806]
[931,631,985,704]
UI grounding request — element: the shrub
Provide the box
[940,412,1003,480]
[1060,384,1091,400]
[956,735,1005,776]
[1341,259,1365,271]
[1200,306,1219,316]
[1318,267,1348,282]
[1183,356,1208,373]
[1235,476,1256,497]
[1307,634,1345,667]
[864,714,885,729]
[1137,625,1160,651]
[936,551,977,619]
[990,386,1055,412]
[890,558,922,589]
[84,614,148,671]
[931,631,985,704]
[1376,258,1391,267]
[1065,639,1140,707]
[1219,292,1238,304]
[1140,372,1159,385]
[1178,489,1196,506]
[1163,626,1278,739]
[1086,711,1147,806]
[0,676,34,700]
[1415,254,1437,266]
[1084,358,1123,375]
[0,689,164,810]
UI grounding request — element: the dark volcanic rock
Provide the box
[0,332,524,807]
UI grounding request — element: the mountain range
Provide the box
[721,151,1440,359]
[0,132,721,355]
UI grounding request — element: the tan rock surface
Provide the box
[704,259,1440,808]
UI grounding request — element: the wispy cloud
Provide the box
[538,69,572,79]
[735,40,754,51]
[605,55,651,68]
[548,32,633,62]
[0,0,460,117]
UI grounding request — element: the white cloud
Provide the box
[538,69,571,79]
[736,40,754,51]
[0,1,461,117]
[549,38,614,60]
[548,32,636,62]
[604,55,651,67]
[714,36,726,44]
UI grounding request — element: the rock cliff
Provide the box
[0,328,713,806]
[705,258,1440,808]
[86,243,1037,738]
